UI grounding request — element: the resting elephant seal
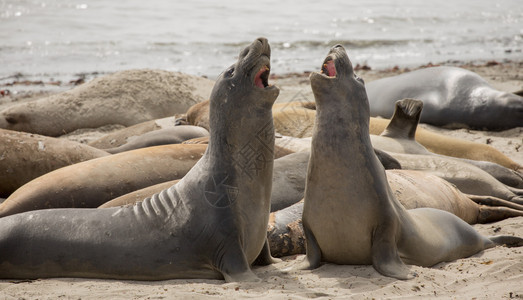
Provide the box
[175,99,211,131]
[102,126,209,154]
[365,66,523,130]
[99,181,180,208]
[177,99,316,138]
[0,70,214,136]
[269,169,523,258]
[298,45,522,279]
[0,37,279,281]
[0,128,109,197]
[0,144,206,217]
[370,98,523,188]
[88,117,176,149]
[100,148,400,211]
[389,153,523,205]
[181,98,521,171]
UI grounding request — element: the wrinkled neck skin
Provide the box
[208,97,274,170]
[311,73,372,158]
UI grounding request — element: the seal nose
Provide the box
[256,37,270,55]
[257,37,268,47]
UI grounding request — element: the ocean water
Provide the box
[1,0,522,85]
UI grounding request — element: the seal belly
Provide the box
[304,152,383,264]
[0,199,221,280]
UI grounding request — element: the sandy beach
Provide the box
[0,61,522,299]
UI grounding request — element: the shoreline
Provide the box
[1,59,521,100]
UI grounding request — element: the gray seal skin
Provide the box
[0,37,279,282]
[0,70,214,137]
[370,98,523,189]
[299,45,523,280]
[0,128,109,198]
[0,144,206,218]
[99,149,400,212]
[103,126,210,154]
[365,66,523,130]
[88,117,176,149]
[389,153,523,205]
[268,167,523,257]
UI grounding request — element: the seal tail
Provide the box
[381,98,423,139]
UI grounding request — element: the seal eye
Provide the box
[225,67,235,78]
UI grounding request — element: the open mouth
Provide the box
[320,57,336,77]
[254,65,270,88]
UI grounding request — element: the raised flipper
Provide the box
[380,98,423,139]
[253,238,281,266]
[371,223,417,280]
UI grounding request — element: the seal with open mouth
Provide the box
[299,45,523,279]
[0,37,279,282]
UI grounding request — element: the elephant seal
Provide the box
[0,144,206,217]
[100,148,401,212]
[175,99,211,131]
[102,126,209,154]
[389,152,523,204]
[370,98,523,188]
[88,117,176,149]
[269,169,523,258]
[178,99,317,138]
[178,96,521,170]
[365,66,523,130]
[0,128,109,197]
[370,117,522,171]
[0,70,214,136]
[100,180,180,208]
[299,45,522,279]
[0,37,279,281]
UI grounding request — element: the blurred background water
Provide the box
[1,0,522,86]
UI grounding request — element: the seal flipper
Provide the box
[253,238,281,265]
[381,98,423,139]
[296,221,322,270]
[488,235,523,248]
[374,148,402,170]
[371,223,416,280]
[217,241,260,282]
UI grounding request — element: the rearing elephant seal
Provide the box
[366,66,523,130]
[0,37,279,282]
[299,45,522,279]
